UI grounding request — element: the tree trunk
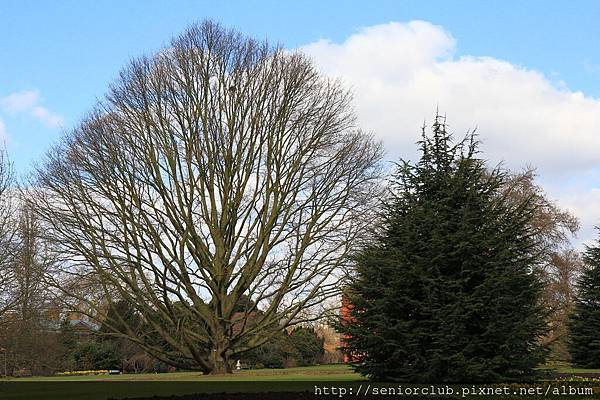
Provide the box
[208,358,232,375]
[207,344,232,375]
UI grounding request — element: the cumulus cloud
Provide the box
[556,188,600,247]
[0,118,6,141]
[301,21,600,245]
[301,21,600,176]
[0,90,64,128]
[1,90,39,113]
[30,106,64,128]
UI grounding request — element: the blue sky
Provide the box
[1,0,599,244]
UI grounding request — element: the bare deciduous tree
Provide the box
[31,21,383,374]
[501,169,581,360]
[0,192,65,376]
[542,248,582,360]
[13,202,54,321]
[0,149,17,319]
[502,170,579,252]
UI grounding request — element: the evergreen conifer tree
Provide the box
[568,230,600,368]
[339,116,547,382]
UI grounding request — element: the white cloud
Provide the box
[31,106,64,128]
[555,188,600,248]
[0,90,64,128]
[0,118,6,141]
[301,21,600,176]
[1,90,40,113]
[301,21,600,245]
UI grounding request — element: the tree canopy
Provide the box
[29,20,382,374]
[568,230,600,368]
[339,116,548,382]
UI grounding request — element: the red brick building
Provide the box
[340,293,356,363]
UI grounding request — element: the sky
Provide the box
[1,0,599,246]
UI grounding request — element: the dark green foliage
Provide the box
[73,341,121,370]
[56,319,79,370]
[339,116,547,382]
[243,331,293,368]
[232,295,258,314]
[242,327,325,368]
[98,300,152,371]
[138,301,211,370]
[568,232,600,368]
[99,300,141,337]
[289,327,325,366]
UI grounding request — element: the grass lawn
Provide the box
[2,364,600,400]
[6,364,361,382]
[551,367,600,374]
[0,365,363,400]
[537,361,600,375]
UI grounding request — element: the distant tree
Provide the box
[237,302,325,368]
[99,300,141,337]
[73,341,121,370]
[12,203,53,322]
[501,170,581,360]
[56,319,79,370]
[339,116,548,382]
[242,330,293,369]
[0,200,62,376]
[0,149,17,318]
[501,170,578,253]
[313,324,344,364]
[30,19,382,375]
[542,249,582,360]
[568,230,600,368]
[288,327,324,366]
[97,300,145,369]
[0,315,66,376]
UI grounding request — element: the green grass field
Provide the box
[536,361,600,375]
[0,365,363,400]
[6,362,600,383]
[4,364,361,382]
[1,364,600,400]
[550,367,600,374]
